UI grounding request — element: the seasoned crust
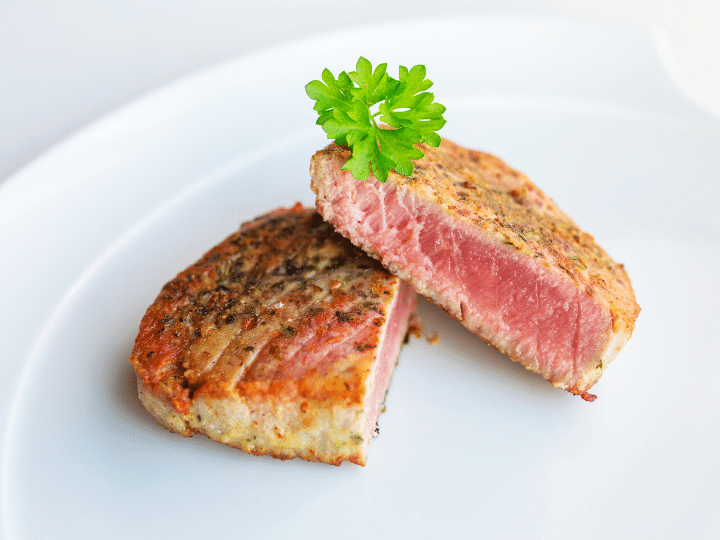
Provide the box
[129,204,414,465]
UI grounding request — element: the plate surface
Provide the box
[1,16,719,540]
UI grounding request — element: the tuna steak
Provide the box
[310,139,640,400]
[129,204,416,465]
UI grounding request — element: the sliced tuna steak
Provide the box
[311,139,640,400]
[129,204,416,465]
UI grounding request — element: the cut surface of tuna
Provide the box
[129,204,416,465]
[311,139,640,399]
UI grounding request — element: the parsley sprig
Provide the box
[305,57,446,182]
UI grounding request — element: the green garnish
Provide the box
[305,57,446,182]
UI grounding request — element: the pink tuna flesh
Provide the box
[313,169,611,395]
[362,279,416,443]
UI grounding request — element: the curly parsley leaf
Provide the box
[305,57,446,182]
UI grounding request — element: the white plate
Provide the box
[1,16,719,540]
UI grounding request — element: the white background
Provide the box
[2,4,720,539]
[1,0,719,184]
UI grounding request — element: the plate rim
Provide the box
[2,14,720,539]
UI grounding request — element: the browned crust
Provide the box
[129,204,406,464]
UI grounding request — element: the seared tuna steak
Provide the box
[129,204,416,465]
[311,139,640,400]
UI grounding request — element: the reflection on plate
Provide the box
[1,17,719,540]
